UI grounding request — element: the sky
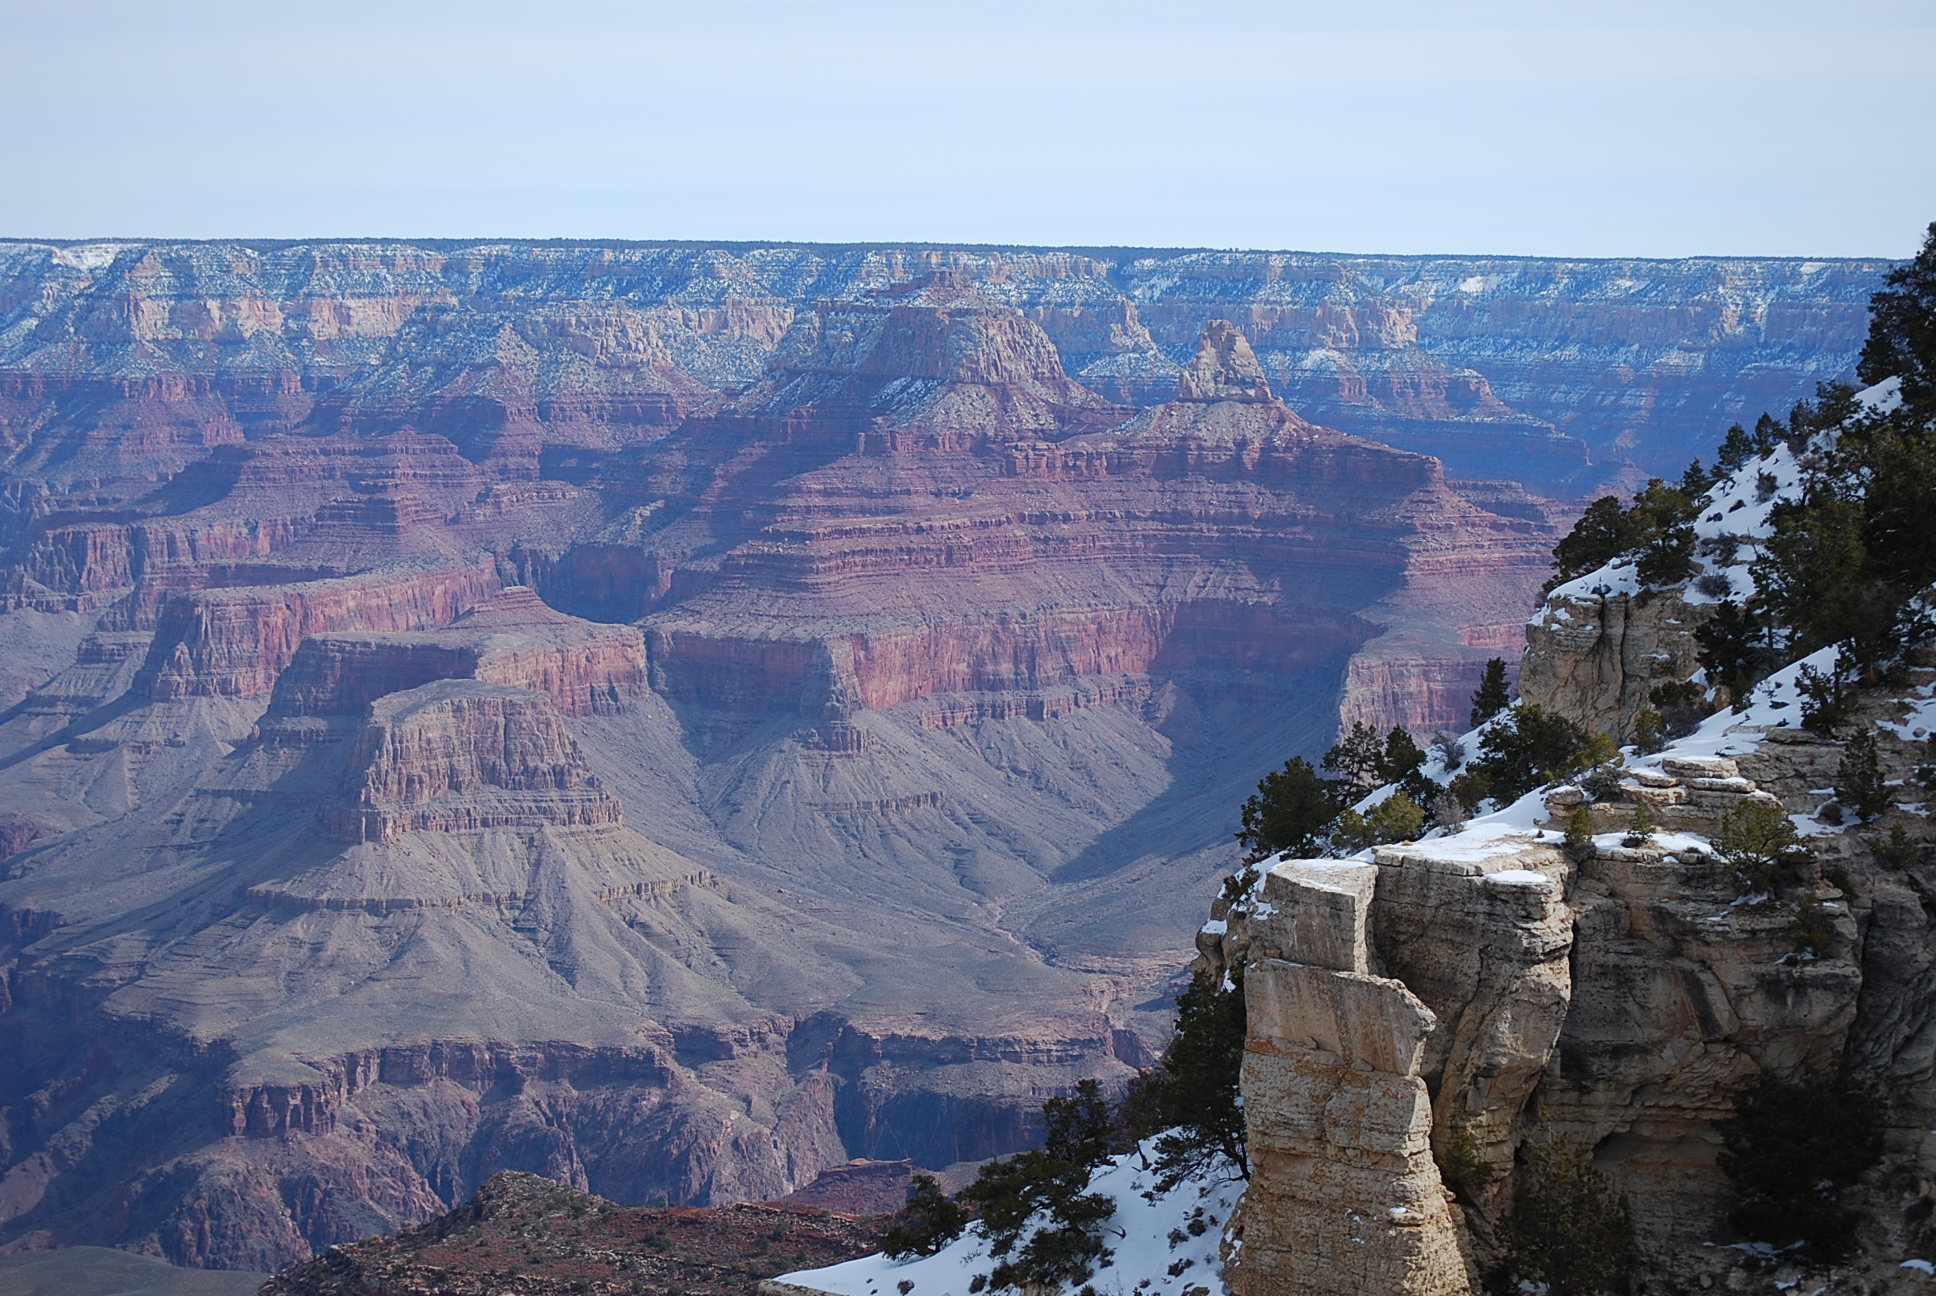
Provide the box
[3,0,1932,259]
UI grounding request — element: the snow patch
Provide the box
[50,243,130,272]
[777,1143,1243,1296]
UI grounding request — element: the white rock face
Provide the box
[1520,584,1709,742]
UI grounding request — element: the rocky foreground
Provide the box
[258,1171,884,1296]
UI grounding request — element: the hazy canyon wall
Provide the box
[0,240,1880,1269]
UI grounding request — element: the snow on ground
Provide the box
[776,1145,1244,1296]
[1546,558,1641,604]
[1880,676,1936,742]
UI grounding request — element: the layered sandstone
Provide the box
[1204,657,1936,1292]
[1519,583,1711,742]
[1230,862,1475,1296]
[0,240,1877,496]
[266,586,646,723]
[0,240,1879,1274]
[321,681,624,842]
[138,558,504,699]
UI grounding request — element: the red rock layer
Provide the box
[612,310,1546,739]
[321,680,622,842]
[138,558,504,700]
[268,587,647,721]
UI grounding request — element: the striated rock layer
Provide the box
[0,239,1880,495]
[0,239,1867,1274]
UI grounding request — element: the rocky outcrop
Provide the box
[1519,584,1710,741]
[322,681,623,842]
[1208,793,1869,1292]
[1175,319,1275,403]
[138,558,504,699]
[1230,861,1476,1296]
[1206,629,1936,1293]
[266,587,646,722]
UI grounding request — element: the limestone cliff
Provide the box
[1205,393,1936,1294]
[1519,584,1709,743]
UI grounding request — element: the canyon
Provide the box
[0,239,1881,1271]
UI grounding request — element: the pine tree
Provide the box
[1236,757,1337,862]
[1123,968,1248,1190]
[1321,721,1388,799]
[1716,423,1757,472]
[1621,801,1655,848]
[1720,1072,1883,1263]
[1470,658,1512,728]
[1563,807,1596,862]
[1503,1135,1635,1296]
[880,1175,970,1259]
[1858,220,1936,416]
[1835,731,1893,821]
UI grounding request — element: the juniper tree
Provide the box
[1235,757,1336,862]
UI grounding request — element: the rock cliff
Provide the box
[0,240,1880,495]
[1203,390,1936,1293]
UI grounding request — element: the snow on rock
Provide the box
[772,1145,1243,1296]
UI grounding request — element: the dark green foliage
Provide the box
[1563,807,1597,862]
[1435,1130,1494,1203]
[1696,600,1770,705]
[1335,793,1427,851]
[1447,768,1496,814]
[1835,731,1894,821]
[1470,657,1512,728]
[1546,480,1700,594]
[1648,679,1712,738]
[1236,757,1336,862]
[1472,704,1617,804]
[1716,423,1757,473]
[1548,496,1634,590]
[1679,458,1717,498]
[1634,520,1696,589]
[1754,490,1919,679]
[1858,220,1936,415]
[1716,801,1815,895]
[1631,708,1666,755]
[1873,822,1920,869]
[1455,767,1494,809]
[1621,801,1655,849]
[1123,968,1248,1189]
[880,1175,969,1259]
[1692,233,1936,706]
[1376,726,1439,810]
[1041,1080,1113,1167]
[1501,1135,1635,1296]
[1719,1072,1884,1263]
[1788,894,1836,956]
[961,1079,1117,1292]
[1748,376,1936,681]
[1797,661,1855,734]
[1321,721,1388,800]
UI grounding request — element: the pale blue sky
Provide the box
[4,0,1931,257]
